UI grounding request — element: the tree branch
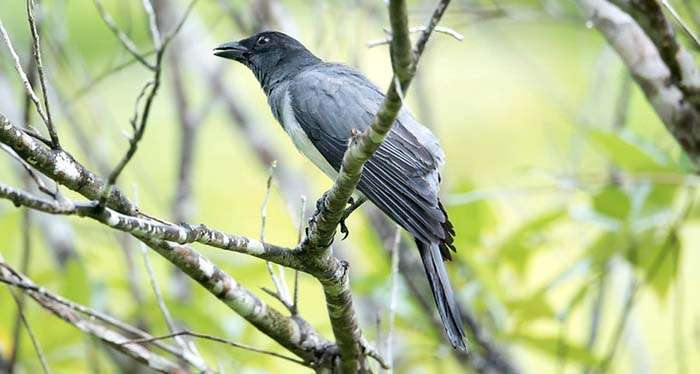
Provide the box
[576,0,700,165]
[92,0,156,71]
[119,330,307,367]
[0,113,137,214]
[0,112,337,368]
[26,0,59,149]
[0,18,50,131]
[299,1,453,372]
[0,258,192,373]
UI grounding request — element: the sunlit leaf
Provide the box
[507,332,600,365]
[637,232,680,299]
[459,255,506,302]
[585,231,625,266]
[560,282,590,319]
[588,129,676,172]
[498,209,565,275]
[592,186,630,220]
[641,184,678,216]
[448,181,498,247]
[507,291,555,326]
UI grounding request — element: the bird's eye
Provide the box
[257,36,270,46]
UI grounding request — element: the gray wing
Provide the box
[288,64,454,253]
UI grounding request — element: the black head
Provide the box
[214,31,320,90]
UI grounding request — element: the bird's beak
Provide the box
[213,41,249,61]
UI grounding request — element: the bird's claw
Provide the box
[340,217,350,240]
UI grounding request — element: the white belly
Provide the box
[279,92,338,179]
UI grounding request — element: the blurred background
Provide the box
[0,0,699,372]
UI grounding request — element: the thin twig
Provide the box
[0,263,184,373]
[297,1,454,371]
[292,195,306,315]
[0,18,50,126]
[1,144,56,198]
[0,113,335,367]
[93,0,156,70]
[142,0,162,49]
[70,49,157,101]
[8,289,51,374]
[97,73,156,206]
[26,0,60,148]
[661,0,700,50]
[119,330,308,367]
[99,0,197,207]
[367,25,463,48]
[161,0,199,49]
[385,225,401,373]
[140,242,203,366]
[0,261,207,371]
[260,161,293,311]
[362,337,391,370]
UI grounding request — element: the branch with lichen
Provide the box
[299,1,454,372]
[577,0,700,165]
[0,0,457,371]
[0,112,336,368]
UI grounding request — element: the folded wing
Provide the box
[288,63,455,256]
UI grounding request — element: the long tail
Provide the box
[416,239,466,351]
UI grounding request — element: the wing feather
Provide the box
[288,63,454,250]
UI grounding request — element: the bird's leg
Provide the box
[339,195,367,240]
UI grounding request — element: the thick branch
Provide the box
[301,1,452,372]
[137,238,329,364]
[617,0,700,93]
[0,113,137,214]
[304,0,452,251]
[0,112,336,367]
[576,0,700,164]
[0,182,332,365]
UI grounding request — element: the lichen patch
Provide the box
[54,152,81,180]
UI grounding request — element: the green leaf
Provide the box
[592,186,631,220]
[641,184,678,216]
[507,291,555,326]
[585,231,626,266]
[588,129,675,172]
[507,332,600,365]
[560,283,590,318]
[459,255,506,302]
[499,209,565,275]
[638,232,681,299]
[448,181,498,247]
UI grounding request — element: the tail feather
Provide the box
[416,239,467,351]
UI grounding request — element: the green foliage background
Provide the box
[0,0,698,372]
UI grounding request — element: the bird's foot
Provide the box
[339,196,367,240]
[339,218,350,240]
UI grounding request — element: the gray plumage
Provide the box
[214,31,465,350]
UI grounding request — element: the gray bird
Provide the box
[214,31,466,350]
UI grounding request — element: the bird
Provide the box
[214,31,466,351]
